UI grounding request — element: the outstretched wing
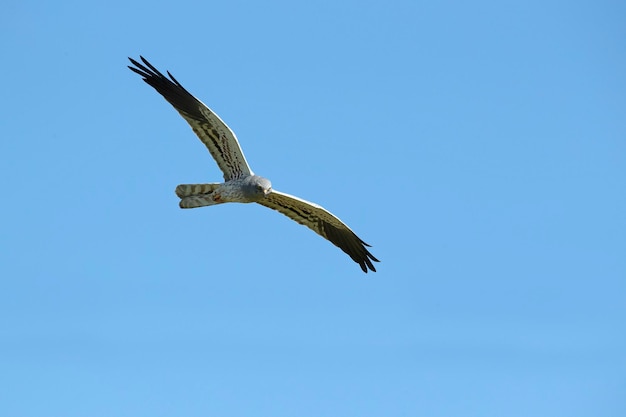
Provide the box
[258,191,379,273]
[128,56,252,181]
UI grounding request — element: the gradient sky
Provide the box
[1,1,625,416]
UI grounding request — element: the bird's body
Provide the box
[177,176,271,207]
[128,56,379,272]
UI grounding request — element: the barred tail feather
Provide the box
[175,183,221,198]
[179,194,222,209]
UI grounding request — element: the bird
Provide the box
[128,56,379,273]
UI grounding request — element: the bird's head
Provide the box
[244,175,272,201]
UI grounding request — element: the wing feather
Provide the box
[128,56,252,180]
[258,191,379,273]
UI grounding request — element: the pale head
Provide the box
[241,175,272,201]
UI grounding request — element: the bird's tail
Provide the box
[175,183,221,198]
[175,183,222,209]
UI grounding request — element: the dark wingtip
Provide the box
[360,241,379,273]
[361,254,378,273]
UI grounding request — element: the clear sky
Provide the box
[1,1,624,416]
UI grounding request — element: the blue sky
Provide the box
[1,0,624,416]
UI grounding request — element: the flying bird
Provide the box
[128,56,379,272]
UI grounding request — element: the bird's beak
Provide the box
[264,188,272,197]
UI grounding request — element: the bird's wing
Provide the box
[257,190,379,273]
[128,56,252,181]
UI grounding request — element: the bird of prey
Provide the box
[128,56,379,272]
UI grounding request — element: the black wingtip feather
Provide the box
[127,56,206,120]
[322,223,379,273]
